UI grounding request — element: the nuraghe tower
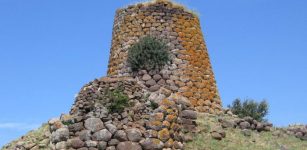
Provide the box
[108,0,222,113]
[2,1,223,150]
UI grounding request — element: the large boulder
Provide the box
[51,128,69,143]
[93,129,112,141]
[70,138,85,149]
[84,118,104,132]
[239,121,251,129]
[181,110,197,119]
[114,130,128,141]
[140,138,164,150]
[126,128,143,142]
[117,142,142,150]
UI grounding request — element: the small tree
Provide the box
[127,36,170,71]
[228,98,269,122]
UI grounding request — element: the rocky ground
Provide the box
[186,113,307,150]
[3,112,307,150]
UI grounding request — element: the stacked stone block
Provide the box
[107,0,222,113]
[48,77,197,149]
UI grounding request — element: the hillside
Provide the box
[2,112,307,150]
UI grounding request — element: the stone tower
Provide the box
[107,0,222,113]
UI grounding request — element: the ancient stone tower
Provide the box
[107,0,222,113]
[2,1,224,150]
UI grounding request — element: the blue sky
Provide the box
[0,0,307,147]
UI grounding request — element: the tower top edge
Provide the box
[116,0,198,17]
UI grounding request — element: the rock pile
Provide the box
[218,116,273,132]
[285,125,307,141]
[208,110,274,140]
[48,77,197,150]
[221,109,273,132]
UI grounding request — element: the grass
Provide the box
[186,113,307,150]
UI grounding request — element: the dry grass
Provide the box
[186,113,307,150]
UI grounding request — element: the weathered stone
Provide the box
[108,139,119,146]
[55,141,67,149]
[144,130,158,138]
[211,132,223,140]
[97,141,107,150]
[243,116,254,123]
[149,84,161,92]
[142,74,152,81]
[152,113,164,121]
[93,129,112,141]
[181,110,197,119]
[79,130,92,141]
[158,128,170,142]
[164,138,174,148]
[239,121,251,129]
[126,128,143,142]
[114,130,128,141]
[68,122,84,132]
[105,123,117,135]
[147,121,163,130]
[117,142,142,150]
[157,79,166,85]
[51,128,69,143]
[70,138,85,149]
[140,138,164,150]
[24,143,35,149]
[106,146,116,150]
[145,79,156,87]
[159,87,172,97]
[264,126,271,131]
[85,140,98,147]
[48,118,60,125]
[221,119,235,128]
[256,122,264,131]
[138,70,147,76]
[173,141,184,149]
[153,74,162,81]
[85,118,104,132]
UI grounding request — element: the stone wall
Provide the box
[107,0,222,114]
[47,77,198,150]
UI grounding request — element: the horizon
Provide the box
[1,0,307,147]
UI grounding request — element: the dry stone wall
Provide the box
[47,77,198,150]
[107,0,222,114]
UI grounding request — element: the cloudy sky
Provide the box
[1,0,307,147]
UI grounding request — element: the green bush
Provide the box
[107,89,129,113]
[228,98,269,122]
[127,36,170,71]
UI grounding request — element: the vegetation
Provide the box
[149,100,159,110]
[127,36,170,71]
[228,98,269,122]
[107,89,129,113]
[186,113,307,150]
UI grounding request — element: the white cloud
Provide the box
[0,123,40,131]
